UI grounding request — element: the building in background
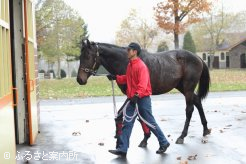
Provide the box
[196,34,246,69]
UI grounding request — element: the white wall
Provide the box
[38,59,80,78]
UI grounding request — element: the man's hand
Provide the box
[107,74,116,81]
[130,94,139,106]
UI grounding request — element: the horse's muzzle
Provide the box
[77,77,87,85]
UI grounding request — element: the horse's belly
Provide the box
[152,87,173,95]
[151,78,180,95]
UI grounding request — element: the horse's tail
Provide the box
[197,60,210,100]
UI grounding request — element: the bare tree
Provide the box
[115,9,158,49]
[192,1,246,68]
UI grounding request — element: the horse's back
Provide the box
[139,49,203,95]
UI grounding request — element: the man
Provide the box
[107,42,170,157]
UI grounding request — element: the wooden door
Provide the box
[213,56,219,69]
[226,55,230,68]
[240,54,246,68]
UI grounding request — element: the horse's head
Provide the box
[77,39,100,85]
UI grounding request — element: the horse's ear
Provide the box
[86,39,91,48]
[81,39,86,47]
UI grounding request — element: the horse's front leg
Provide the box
[176,93,194,144]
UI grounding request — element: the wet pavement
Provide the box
[17,91,246,164]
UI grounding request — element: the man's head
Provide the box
[127,42,141,59]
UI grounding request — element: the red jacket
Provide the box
[116,57,152,98]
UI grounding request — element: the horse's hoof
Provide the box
[203,128,212,136]
[175,138,184,144]
[138,141,147,147]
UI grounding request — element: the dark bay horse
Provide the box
[77,39,211,144]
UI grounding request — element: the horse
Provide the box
[77,39,211,144]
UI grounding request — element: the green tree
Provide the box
[36,0,88,78]
[183,31,196,53]
[157,41,169,52]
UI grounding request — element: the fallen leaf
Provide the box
[86,120,89,123]
[72,132,81,136]
[241,111,246,113]
[167,134,171,137]
[177,156,182,160]
[226,124,232,127]
[187,154,197,160]
[98,142,104,146]
[201,138,208,144]
[219,130,224,133]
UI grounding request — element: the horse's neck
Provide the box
[99,45,128,75]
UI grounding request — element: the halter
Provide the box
[80,44,100,76]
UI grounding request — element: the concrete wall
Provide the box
[215,51,227,69]
[197,51,228,69]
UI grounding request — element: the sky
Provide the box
[64,0,246,43]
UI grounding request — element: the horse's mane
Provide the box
[98,42,151,57]
[98,42,126,50]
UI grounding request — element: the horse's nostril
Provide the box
[77,77,82,84]
[77,77,86,85]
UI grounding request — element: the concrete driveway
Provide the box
[17,91,246,164]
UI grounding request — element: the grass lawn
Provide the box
[39,69,246,99]
[39,76,123,99]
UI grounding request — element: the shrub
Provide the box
[39,69,45,73]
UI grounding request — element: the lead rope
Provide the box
[111,80,118,118]
[122,101,156,129]
[110,79,155,129]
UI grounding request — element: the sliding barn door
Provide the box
[23,0,39,145]
[0,0,16,163]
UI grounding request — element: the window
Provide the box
[221,52,225,60]
[202,53,206,60]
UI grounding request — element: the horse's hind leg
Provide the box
[138,119,151,147]
[193,94,211,136]
[176,91,195,144]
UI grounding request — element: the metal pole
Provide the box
[96,74,118,118]
[111,80,118,118]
